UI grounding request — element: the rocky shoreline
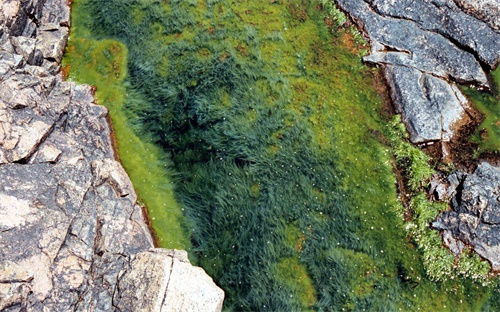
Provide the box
[0,0,223,310]
[336,0,500,273]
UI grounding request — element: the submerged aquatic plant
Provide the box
[65,0,500,309]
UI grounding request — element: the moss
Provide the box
[63,0,190,249]
[462,67,500,152]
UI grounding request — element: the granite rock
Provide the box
[454,0,500,31]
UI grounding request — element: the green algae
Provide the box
[65,0,499,310]
[62,0,190,249]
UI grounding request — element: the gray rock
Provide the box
[385,64,467,143]
[10,36,36,62]
[0,0,224,310]
[433,163,500,270]
[454,0,500,31]
[36,28,68,62]
[337,0,490,85]
[335,0,500,143]
[115,249,225,312]
[369,0,500,68]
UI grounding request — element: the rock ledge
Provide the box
[335,0,500,144]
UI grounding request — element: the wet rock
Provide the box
[335,0,500,143]
[433,163,500,270]
[0,0,224,310]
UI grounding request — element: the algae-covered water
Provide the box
[64,0,499,310]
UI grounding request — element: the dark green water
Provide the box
[66,0,500,310]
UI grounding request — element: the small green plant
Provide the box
[461,67,500,152]
[385,116,492,283]
[319,0,347,26]
[407,194,491,283]
[385,115,434,191]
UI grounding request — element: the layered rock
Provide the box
[0,0,223,311]
[432,163,500,271]
[335,0,500,143]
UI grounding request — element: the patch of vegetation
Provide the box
[62,0,190,249]
[462,67,500,153]
[385,115,492,283]
[69,0,498,310]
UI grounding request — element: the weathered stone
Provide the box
[32,143,61,163]
[36,28,68,62]
[0,261,33,283]
[40,0,71,30]
[433,163,500,271]
[115,249,225,312]
[454,0,500,30]
[385,64,467,143]
[369,0,500,68]
[336,0,500,143]
[10,36,36,62]
[92,159,134,198]
[337,0,489,86]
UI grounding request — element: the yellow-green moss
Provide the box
[63,0,190,249]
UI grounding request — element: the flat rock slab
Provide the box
[115,249,225,312]
[433,163,500,270]
[0,0,224,310]
[385,64,468,143]
[335,0,500,143]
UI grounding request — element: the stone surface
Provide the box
[454,0,500,31]
[0,0,224,311]
[385,64,468,143]
[433,163,500,270]
[115,249,224,312]
[336,0,500,143]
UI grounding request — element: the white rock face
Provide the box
[115,250,224,312]
[0,0,224,310]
